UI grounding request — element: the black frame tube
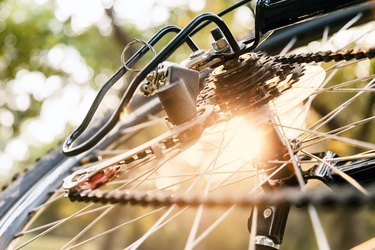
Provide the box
[63,13,239,155]
[63,25,199,155]
[245,0,373,52]
[255,1,375,55]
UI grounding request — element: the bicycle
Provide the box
[1,0,375,249]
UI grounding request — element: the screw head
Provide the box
[263,208,273,219]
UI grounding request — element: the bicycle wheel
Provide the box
[1,8,375,250]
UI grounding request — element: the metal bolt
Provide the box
[263,208,273,219]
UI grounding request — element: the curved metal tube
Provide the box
[63,25,199,155]
[63,13,239,156]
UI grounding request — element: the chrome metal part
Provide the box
[255,236,280,249]
[158,79,198,125]
[182,49,222,71]
[263,208,273,219]
[63,105,214,192]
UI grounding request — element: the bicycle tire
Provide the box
[0,115,110,249]
[0,99,162,249]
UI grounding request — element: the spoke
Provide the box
[112,170,255,193]
[337,13,362,34]
[331,151,375,162]
[124,145,220,248]
[280,37,297,55]
[61,205,117,250]
[218,162,289,192]
[191,163,288,248]
[321,88,375,93]
[323,13,362,49]
[153,207,190,231]
[301,150,369,195]
[185,184,210,250]
[188,164,290,248]
[305,124,375,150]
[126,206,176,250]
[184,123,234,249]
[248,164,260,250]
[15,204,94,250]
[155,176,196,191]
[269,151,375,165]
[116,117,256,191]
[322,68,339,84]
[271,117,375,151]
[20,191,66,232]
[29,193,65,213]
[303,78,375,142]
[15,205,112,237]
[66,154,190,250]
[302,116,375,145]
[326,58,369,72]
[213,161,254,188]
[210,174,255,191]
[307,205,330,250]
[46,154,176,249]
[313,74,375,92]
[270,104,331,250]
[67,207,165,250]
[155,165,254,192]
[115,150,182,190]
[132,151,182,189]
[192,206,236,249]
[248,206,258,250]
[338,26,375,50]
[108,169,255,186]
[124,120,234,249]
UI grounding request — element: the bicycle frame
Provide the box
[256,1,375,54]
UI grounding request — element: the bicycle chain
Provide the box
[67,46,375,207]
[274,47,375,64]
[68,184,375,208]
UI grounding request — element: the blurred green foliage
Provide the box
[0,0,135,180]
[0,0,244,180]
